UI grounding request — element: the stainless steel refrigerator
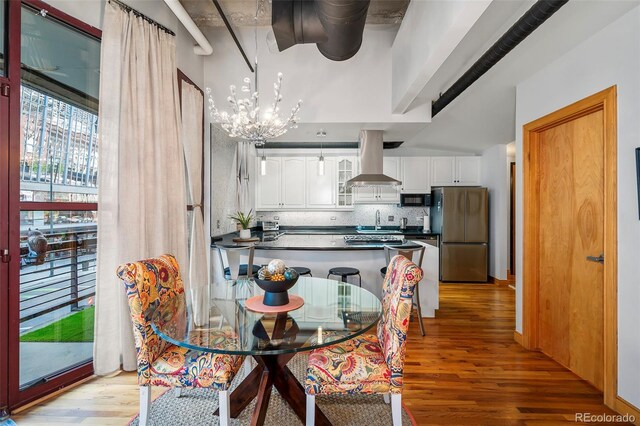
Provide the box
[431,187,488,282]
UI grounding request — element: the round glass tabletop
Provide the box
[151,276,382,356]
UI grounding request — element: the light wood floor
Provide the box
[12,283,627,425]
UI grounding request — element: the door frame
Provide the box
[522,86,617,406]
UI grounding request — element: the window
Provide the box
[17,3,99,391]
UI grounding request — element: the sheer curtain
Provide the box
[93,1,188,375]
[181,80,208,324]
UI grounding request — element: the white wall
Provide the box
[515,6,640,407]
[481,144,509,280]
[204,26,430,127]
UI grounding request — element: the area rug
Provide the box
[129,354,416,425]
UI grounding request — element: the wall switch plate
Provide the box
[274,216,280,220]
[416,217,423,222]
[388,215,394,221]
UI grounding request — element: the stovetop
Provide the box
[343,235,405,245]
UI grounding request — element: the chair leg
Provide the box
[174,387,183,397]
[306,394,315,426]
[383,393,390,404]
[139,386,151,426]
[219,390,230,426]
[414,284,426,336]
[391,393,402,426]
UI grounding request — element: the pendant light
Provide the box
[317,129,326,176]
[260,146,267,176]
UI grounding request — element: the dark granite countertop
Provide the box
[211,226,439,251]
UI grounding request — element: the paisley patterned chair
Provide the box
[305,255,423,426]
[116,254,244,426]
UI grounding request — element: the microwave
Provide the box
[400,193,431,207]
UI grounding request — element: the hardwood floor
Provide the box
[12,283,629,425]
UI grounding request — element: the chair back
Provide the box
[217,245,255,279]
[116,254,185,384]
[377,255,423,392]
[383,244,425,269]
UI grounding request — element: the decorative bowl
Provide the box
[253,276,299,306]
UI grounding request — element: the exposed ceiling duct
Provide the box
[346,130,402,188]
[272,0,371,61]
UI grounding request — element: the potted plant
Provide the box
[229,210,254,239]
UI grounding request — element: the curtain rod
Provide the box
[109,0,176,36]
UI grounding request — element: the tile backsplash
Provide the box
[256,205,430,228]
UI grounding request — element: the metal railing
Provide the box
[19,225,97,323]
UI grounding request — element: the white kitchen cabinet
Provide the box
[400,157,430,193]
[255,157,282,210]
[354,157,400,204]
[281,157,306,208]
[255,157,306,209]
[456,156,482,186]
[306,157,336,209]
[336,157,356,208]
[431,156,480,186]
[378,157,401,202]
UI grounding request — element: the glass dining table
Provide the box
[151,276,382,426]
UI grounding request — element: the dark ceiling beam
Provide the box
[211,0,255,73]
[431,0,569,117]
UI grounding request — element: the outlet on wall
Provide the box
[416,217,423,222]
[274,216,280,220]
[330,216,336,221]
[388,215,394,221]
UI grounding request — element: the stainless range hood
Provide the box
[346,130,402,188]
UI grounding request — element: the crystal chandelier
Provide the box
[206,74,301,146]
[206,0,302,146]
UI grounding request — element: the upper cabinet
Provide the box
[336,157,356,209]
[306,157,336,209]
[255,157,307,209]
[431,156,480,186]
[354,157,400,204]
[256,156,353,210]
[400,157,430,193]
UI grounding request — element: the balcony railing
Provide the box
[19,225,97,324]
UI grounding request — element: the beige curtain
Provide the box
[181,80,208,323]
[93,1,188,375]
[236,141,251,212]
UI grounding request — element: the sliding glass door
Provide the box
[0,0,10,418]
[1,1,101,411]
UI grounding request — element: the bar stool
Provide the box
[380,245,426,336]
[217,245,259,280]
[291,267,312,277]
[327,267,361,287]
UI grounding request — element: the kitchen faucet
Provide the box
[375,209,381,230]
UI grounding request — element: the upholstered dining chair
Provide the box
[116,254,244,426]
[380,244,426,336]
[305,255,423,426]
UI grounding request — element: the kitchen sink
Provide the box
[356,229,402,234]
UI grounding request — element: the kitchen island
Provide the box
[211,227,440,317]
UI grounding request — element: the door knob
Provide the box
[586,253,604,264]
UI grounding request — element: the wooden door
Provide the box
[537,109,605,391]
[400,157,429,193]
[306,157,336,209]
[378,157,400,202]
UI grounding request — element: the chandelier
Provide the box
[206,0,302,146]
[206,73,301,146]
